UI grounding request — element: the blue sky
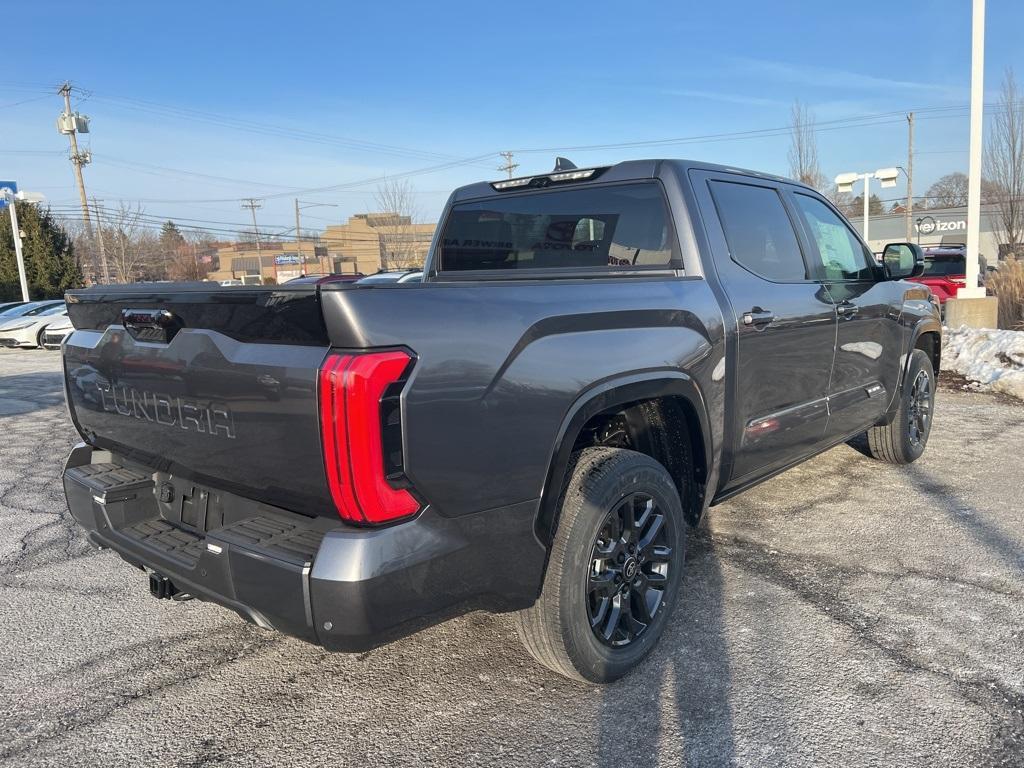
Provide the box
[1,0,1021,237]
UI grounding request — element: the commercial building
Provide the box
[850,203,1010,265]
[206,240,326,284]
[321,213,435,273]
[205,212,436,283]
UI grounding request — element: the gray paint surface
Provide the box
[2,351,1021,767]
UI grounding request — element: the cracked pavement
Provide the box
[0,348,1022,767]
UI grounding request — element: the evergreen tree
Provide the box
[159,220,186,249]
[0,203,83,301]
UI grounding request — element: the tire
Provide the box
[865,349,935,464]
[515,447,685,683]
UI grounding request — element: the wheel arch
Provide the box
[536,372,712,545]
[912,323,942,376]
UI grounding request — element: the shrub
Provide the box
[988,259,1024,329]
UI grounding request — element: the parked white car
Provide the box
[41,314,75,350]
[0,303,68,349]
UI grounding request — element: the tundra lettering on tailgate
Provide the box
[95,382,236,439]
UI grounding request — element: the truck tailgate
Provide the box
[63,286,334,517]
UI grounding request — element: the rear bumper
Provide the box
[62,443,546,652]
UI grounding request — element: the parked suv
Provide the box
[907,244,983,305]
[60,160,939,682]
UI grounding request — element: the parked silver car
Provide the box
[0,303,68,349]
[41,314,75,350]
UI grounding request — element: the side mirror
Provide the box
[881,242,925,280]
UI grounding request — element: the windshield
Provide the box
[357,273,408,284]
[0,302,58,319]
[922,257,965,277]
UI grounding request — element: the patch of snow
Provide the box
[941,325,1024,400]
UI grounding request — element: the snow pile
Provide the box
[942,325,1024,401]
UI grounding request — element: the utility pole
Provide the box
[241,198,263,254]
[91,197,110,284]
[498,151,519,179]
[57,83,93,239]
[906,112,914,241]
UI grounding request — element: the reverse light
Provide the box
[319,350,420,525]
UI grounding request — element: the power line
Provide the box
[88,92,498,169]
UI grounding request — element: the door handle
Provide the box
[836,301,859,318]
[742,308,775,327]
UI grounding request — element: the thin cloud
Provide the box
[662,88,785,107]
[731,56,966,100]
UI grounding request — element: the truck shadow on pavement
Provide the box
[595,528,737,767]
[905,464,1024,574]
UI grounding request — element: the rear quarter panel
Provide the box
[320,278,725,518]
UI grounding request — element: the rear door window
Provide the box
[437,182,679,272]
[708,180,809,282]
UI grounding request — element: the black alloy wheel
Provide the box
[587,492,673,647]
[907,368,932,448]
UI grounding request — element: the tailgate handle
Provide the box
[122,308,184,343]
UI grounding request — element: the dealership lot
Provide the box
[0,349,1021,768]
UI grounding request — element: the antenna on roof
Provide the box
[553,157,577,172]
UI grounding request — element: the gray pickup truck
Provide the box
[60,159,941,682]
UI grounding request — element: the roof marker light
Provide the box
[549,169,597,182]
[492,177,532,189]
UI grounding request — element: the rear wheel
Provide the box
[864,349,935,464]
[515,447,685,683]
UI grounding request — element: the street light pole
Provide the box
[295,200,338,273]
[2,187,48,300]
[836,168,901,248]
[7,198,29,302]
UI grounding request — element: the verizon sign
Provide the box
[915,216,966,235]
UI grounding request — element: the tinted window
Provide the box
[922,257,965,276]
[438,182,677,272]
[709,181,807,281]
[793,194,875,281]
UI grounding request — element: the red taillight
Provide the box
[319,350,420,525]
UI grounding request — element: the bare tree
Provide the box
[984,68,1024,259]
[103,203,159,283]
[374,178,424,270]
[830,187,856,218]
[925,172,970,209]
[788,100,826,191]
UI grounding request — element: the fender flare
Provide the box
[535,370,713,544]
[906,318,942,383]
[880,318,942,423]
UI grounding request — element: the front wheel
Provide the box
[515,447,685,683]
[864,348,935,464]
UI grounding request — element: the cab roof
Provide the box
[449,159,802,202]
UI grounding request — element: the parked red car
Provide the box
[908,246,968,304]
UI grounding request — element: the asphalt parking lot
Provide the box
[0,348,1022,768]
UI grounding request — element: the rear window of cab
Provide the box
[437,182,680,273]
